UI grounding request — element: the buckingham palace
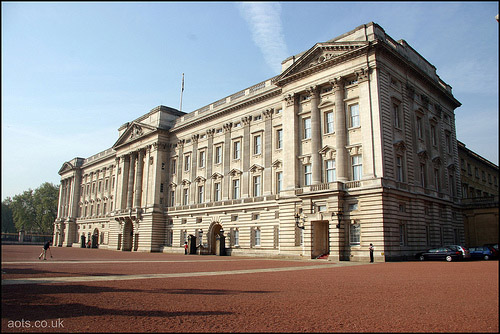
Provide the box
[53,22,465,262]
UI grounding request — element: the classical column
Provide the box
[57,179,64,219]
[308,86,322,185]
[205,130,214,202]
[223,123,232,200]
[190,135,199,203]
[282,93,300,195]
[332,77,348,182]
[127,152,136,209]
[134,149,144,208]
[176,140,185,206]
[241,116,252,198]
[263,108,273,195]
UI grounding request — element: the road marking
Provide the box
[2,264,340,285]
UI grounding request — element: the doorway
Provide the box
[208,223,222,255]
[312,221,329,259]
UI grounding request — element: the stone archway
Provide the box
[92,228,99,248]
[208,222,223,255]
[122,219,134,251]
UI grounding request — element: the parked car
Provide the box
[483,243,498,252]
[416,247,464,262]
[445,245,471,259]
[469,246,498,260]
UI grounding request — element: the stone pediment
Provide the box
[58,162,74,175]
[113,122,157,149]
[274,42,369,85]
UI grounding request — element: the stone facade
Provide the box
[458,141,499,247]
[54,22,465,262]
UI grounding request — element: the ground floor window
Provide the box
[349,221,360,245]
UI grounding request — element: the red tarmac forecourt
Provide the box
[2,245,498,332]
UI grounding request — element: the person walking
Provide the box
[369,243,374,263]
[39,241,52,260]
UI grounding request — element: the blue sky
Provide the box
[2,1,498,200]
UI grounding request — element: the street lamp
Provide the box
[294,213,305,229]
[332,210,343,228]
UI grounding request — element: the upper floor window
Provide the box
[303,118,311,139]
[184,154,191,171]
[396,156,404,182]
[352,155,363,181]
[214,182,221,202]
[232,179,240,199]
[350,222,360,245]
[233,141,241,160]
[393,103,401,129]
[198,185,204,203]
[416,116,423,139]
[431,125,437,146]
[276,171,283,193]
[325,111,334,134]
[253,175,261,197]
[199,151,206,168]
[215,145,223,164]
[326,159,336,183]
[349,104,360,128]
[445,133,451,153]
[304,164,312,186]
[253,135,262,155]
[276,129,283,149]
[171,159,177,174]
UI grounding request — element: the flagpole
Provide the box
[179,73,184,112]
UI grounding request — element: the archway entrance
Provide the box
[208,222,223,255]
[92,228,99,248]
[122,220,134,251]
[312,221,329,259]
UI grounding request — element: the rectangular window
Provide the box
[184,155,191,171]
[304,164,312,186]
[420,163,426,187]
[326,159,336,183]
[171,159,177,174]
[349,222,360,245]
[303,118,311,139]
[350,104,360,127]
[396,156,404,182]
[254,135,262,155]
[232,179,240,199]
[233,141,241,160]
[183,188,189,205]
[276,171,283,193]
[399,223,407,246]
[276,129,283,149]
[255,228,261,246]
[199,151,206,168]
[170,190,175,207]
[445,133,451,153]
[434,168,440,191]
[393,103,401,128]
[214,182,221,201]
[234,228,239,246]
[253,175,261,197]
[215,146,222,164]
[198,185,204,203]
[160,183,164,193]
[325,111,334,133]
[417,116,423,138]
[431,125,437,146]
[352,155,363,181]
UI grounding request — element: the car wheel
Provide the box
[446,255,453,262]
[419,255,425,261]
[484,255,490,260]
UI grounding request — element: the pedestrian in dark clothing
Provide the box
[39,241,52,260]
[369,243,374,263]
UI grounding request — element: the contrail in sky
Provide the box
[238,2,289,74]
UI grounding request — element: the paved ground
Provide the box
[1,245,498,333]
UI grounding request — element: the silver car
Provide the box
[445,245,471,259]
